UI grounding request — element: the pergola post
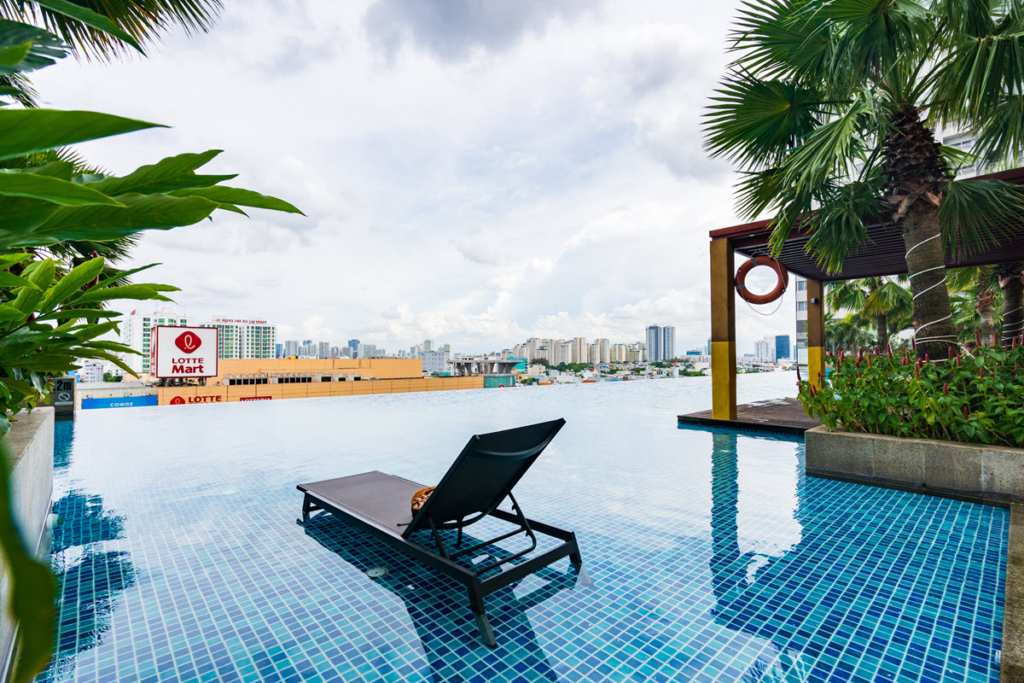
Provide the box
[710,237,736,420]
[806,279,826,387]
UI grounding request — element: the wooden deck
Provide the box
[677,397,820,435]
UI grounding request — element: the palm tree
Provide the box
[705,0,1024,359]
[0,0,222,59]
[998,261,1024,347]
[827,276,911,347]
[826,311,874,353]
[948,266,1001,345]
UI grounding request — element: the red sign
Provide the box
[240,396,272,401]
[169,395,222,405]
[175,330,202,354]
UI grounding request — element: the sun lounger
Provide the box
[296,418,586,647]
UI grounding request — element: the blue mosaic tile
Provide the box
[35,380,1007,682]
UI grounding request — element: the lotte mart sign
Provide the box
[151,326,218,378]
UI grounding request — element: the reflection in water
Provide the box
[709,431,812,682]
[302,513,583,682]
[51,492,125,554]
[40,421,137,683]
[53,420,75,474]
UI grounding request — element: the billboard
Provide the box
[151,326,218,379]
[82,396,159,410]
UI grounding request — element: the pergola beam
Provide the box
[710,237,737,420]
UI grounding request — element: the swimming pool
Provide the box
[37,373,1007,682]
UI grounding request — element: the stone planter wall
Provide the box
[805,425,1024,502]
[0,407,54,681]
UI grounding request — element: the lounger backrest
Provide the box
[403,418,565,537]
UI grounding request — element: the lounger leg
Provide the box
[301,494,321,522]
[468,587,496,648]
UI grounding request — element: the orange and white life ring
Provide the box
[735,256,789,305]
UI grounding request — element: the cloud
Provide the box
[33,0,793,357]
[363,0,596,62]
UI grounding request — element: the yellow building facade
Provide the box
[155,358,485,406]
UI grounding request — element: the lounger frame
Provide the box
[299,490,583,647]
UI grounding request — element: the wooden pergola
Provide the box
[708,166,1024,421]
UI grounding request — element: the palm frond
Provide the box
[940,178,1024,258]
[0,0,223,59]
[704,73,825,170]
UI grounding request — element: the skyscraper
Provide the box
[775,335,791,360]
[646,326,661,362]
[347,339,360,357]
[645,325,676,362]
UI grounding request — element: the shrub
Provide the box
[798,339,1024,447]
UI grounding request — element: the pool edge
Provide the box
[1004,504,1023,683]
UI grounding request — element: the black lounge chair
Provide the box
[297,418,587,647]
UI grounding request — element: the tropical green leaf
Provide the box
[0,170,122,206]
[0,272,34,288]
[0,304,26,321]
[31,0,144,52]
[19,193,219,245]
[0,19,68,75]
[0,109,163,161]
[74,283,175,305]
[86,150,235,195]
[0,443,56,683]
[170,186,304,214]
[0,41,31,69]
[39,257,104,312]
[940,178,1024,257]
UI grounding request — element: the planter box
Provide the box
[805,425,1024,502]
[0,407,54,681]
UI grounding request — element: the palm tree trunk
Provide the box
[876,313,888,349]
[1000,262,1024,348]
[883,106,957,359]
[902,205,957,358]
[976,283,996,346]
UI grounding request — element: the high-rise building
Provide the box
[120,307,196,375]
[706,338,712,356]
[795,277,808,375]
[571,337,588,364]
[755,337,775,361]
[646,326,661,363]
[347,339,360,357]
[284,340,299,357]
[775,335,791,360]
[598,338,611,364]
[275,343,284,358]
[207,317,277,359]
[358,343,378,359]
[645,325,676,362]
[318,341,331,359]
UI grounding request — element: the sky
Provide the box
[33,0,799,355]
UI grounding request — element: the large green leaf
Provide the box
[32,0,144,53]
[74,283,175,305]
[0,19,68,75]
[39,257,104,312]
[171,186,304,214]
[0,42,31,69]
[0,171,122,206]
[86,150,235,196]
[20,193,219,245]
[0,110,163,161]
[0,444,56,683]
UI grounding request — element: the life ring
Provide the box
[735,256,788,305]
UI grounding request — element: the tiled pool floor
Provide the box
[36,377,1007,682]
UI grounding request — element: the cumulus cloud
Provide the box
[363,0,596,62]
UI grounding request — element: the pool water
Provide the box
[37,374,1007,682]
